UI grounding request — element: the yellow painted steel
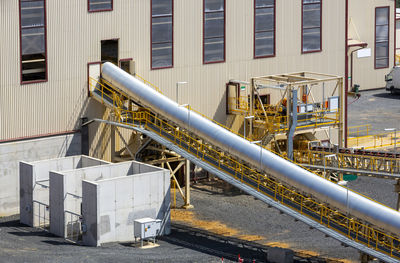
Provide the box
[227,95,340,134]
[348,131,400,150]
[294,150,400,175]
[89,76,400,260]
[348,124,371,137]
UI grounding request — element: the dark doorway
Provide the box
[101,39,118,65]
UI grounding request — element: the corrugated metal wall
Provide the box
[0,0,347,144]
[349,0,395,90]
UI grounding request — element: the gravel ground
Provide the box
[1,89,399,263]
[348,89,400,135]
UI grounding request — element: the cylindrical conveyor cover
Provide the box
[102,62,400,235]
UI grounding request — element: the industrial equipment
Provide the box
[134,218,161,247]
[91,62,400,261]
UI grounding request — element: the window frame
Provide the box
[301,0,322,54]
[253,0,276,59]
[88,0,113,13]
[150,0,174,70]
[374,6,390,69]
[119,58,134,74]
[203,0,226,64]
[19,0,48,85]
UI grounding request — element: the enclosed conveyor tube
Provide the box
[102,62,400,235]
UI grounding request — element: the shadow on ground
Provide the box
[372,92,400,99]
[191,180,244,197]
[156,223,331,263]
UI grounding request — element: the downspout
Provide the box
[350,47,366,89]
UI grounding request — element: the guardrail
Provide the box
[294,150,400,175]
[348,131,399,150]
[348,124,371,137]
[90,76,400,260]
[33,200,49,229]
[64,210,81,243]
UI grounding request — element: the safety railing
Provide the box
[294,150,400,175]
[89,76,365,189]
[348,124,371,137]
[227,97,250,114]
[90,77,400,260]
[64,210,82,243]
[33,200,49,230]
[254,110,339,133]
[348,131,399,150]
[135,74,164,94]
[130,111,400,259]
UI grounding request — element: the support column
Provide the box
[182,159,193,209]
[111,125,116,162]
[287,89,297,160]
[395,179,400,211]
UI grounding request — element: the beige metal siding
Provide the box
[349,0,395,90]
[1,0,345,143]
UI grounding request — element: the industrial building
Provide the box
[1,0,400,262]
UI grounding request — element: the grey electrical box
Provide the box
[134,218,162,241]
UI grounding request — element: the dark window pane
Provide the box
[303,0,320,3]
[204,0,224,12]
[89,0,112,11]
[20,0,47,82]
[21,27,45,55]
[152,42,173,68]
[255,31,274,57]
[152,0,172,16]
[303,28,321,52]
[20,1,45,27]
[303,4,321,28]
[204,0,224,63]
[376,8,389,25]
[204,37,224,62]
[376,25,389,42]
[375,7,389,68]
[151,0,173,68]
[302,0,321,52]
[255,7,274,32]
[152,17,173,43]
[204,12,224,38]
[256,0,274,8]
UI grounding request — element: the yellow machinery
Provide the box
[227,72,344,156]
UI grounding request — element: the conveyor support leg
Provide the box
[183,159,193,209]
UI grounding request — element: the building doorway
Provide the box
[101,39,119,65]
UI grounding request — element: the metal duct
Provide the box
[102,62,400,235]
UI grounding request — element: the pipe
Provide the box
[101,62,400,236]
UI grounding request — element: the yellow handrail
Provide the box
[89,77,400,260]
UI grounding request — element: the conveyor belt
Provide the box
[87,72,400,262]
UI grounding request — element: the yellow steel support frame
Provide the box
[294,150,400,175]
[89,76,400,260]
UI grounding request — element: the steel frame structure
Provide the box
[87,75,400,261]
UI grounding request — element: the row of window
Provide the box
[152,0,321,68]
[18,0,390,84]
